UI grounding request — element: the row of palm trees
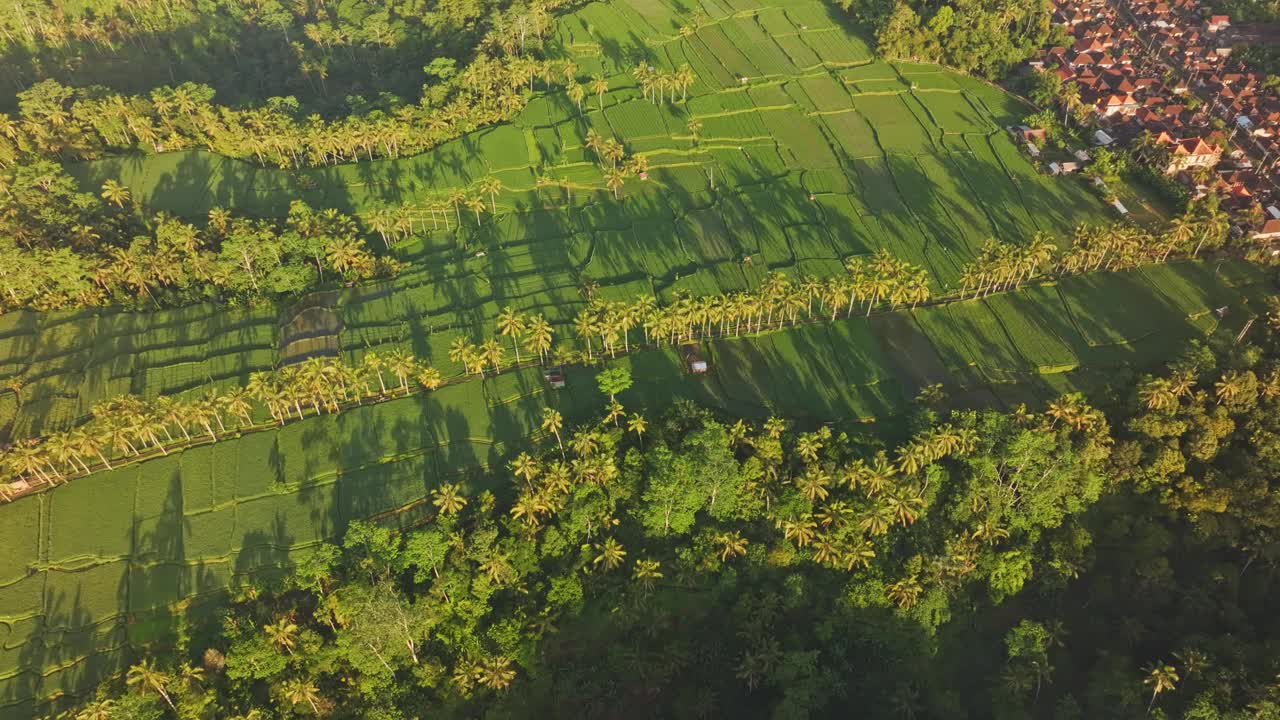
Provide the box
[957,213,1230,300]
[571,250,931,357]
[1,47,618,170]
[1,210,1228,494]
[447,309,556,375]
[0,351,448,498]
[633,63,697,104]
[362,177,505,247]
[0,245,928,496]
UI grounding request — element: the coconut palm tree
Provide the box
[466,195,487,225]
[497,306,527,363]
[417,366,444,390]
[100,179,131,208]
[481,339,504,373]
[590,74,610,110]
[1138,377,1178,411]
[387,349,418,393]
[281,678,322,715]
[567,81,586,112]
[478,176,504,214]
[524,314,553,363]
[474,655,517,691]
[592,537,627,571]
[541,408,564,454]
[126,660,176,712]
[716,531,748,562]
[509,452,540,489]
[627,412,647,446]
[573,310,597,360]
[1142,662,1179,713]
[362,351,389,395]
[632,558,663,593]
[432,483,467,515]
[604,166,626,199]
[264,618,300,655]
[448,337,475,375]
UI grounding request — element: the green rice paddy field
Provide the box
[0,0,1275,712]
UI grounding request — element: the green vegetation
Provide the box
[28,312,1280,719]
[0,0,1277,715]
[0,0,577,112]
[835,0,1055,79]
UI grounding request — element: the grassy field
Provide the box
[0,0,1275,712]
[23,0,1118,441]
[0,257,1271,716]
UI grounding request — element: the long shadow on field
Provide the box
[5,576,104,718]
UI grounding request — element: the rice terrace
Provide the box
[0,0,1274,716]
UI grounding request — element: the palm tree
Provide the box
[74,698,117,720]
[687,118,703,144]
[362,351,389,395]
[387,350,418,393]
[478,176,504,214]
[632,558,663,592]
[264,618,300,655]
[1142,662,1179,713]
[795,467,831,503]
[886,575,924,609]
[432,483,467,515]
[585,128,604,161]
[574,310,597,360]
[481,339,504,373]
[126,660,176,712]
[568,81,587,112]
[417,366,444,390]
[474,655,517,691]
[541,408,564,454]
[590,74,610,110]
[101,179,131,208]
[592,536,627,571]
[1138,377,1177,411]
[219,388,256,427]
[604,166,626,199]
[627,412,647,446]
[1214,370,1249,405]
[781,515,818,547]
[466,195,487,225]
[524,314,553,363]
[448,189,467,227]
[497,306,527,363]
[448,337,475,375]
[509,452,540,489]
[716,531,749,561]
[1060,81,1081,125]
[281,678,323,714]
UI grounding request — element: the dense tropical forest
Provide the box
[47,309,1280,720]
[834,0,1058,79]
[3,0,1280,717]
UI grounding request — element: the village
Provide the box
[1025,0,1280,240]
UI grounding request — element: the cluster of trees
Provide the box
[44,379,1113,719]
[0,167,385,310]
[449,307,557,373]
[632,62,698,103]
[571,250,931,358]
[0,351,451,496]
[0,0,578,114]
[837,0,1058,79]
[0,1,586,169]
[958,206,1231,298]
[48,308,1280,717]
